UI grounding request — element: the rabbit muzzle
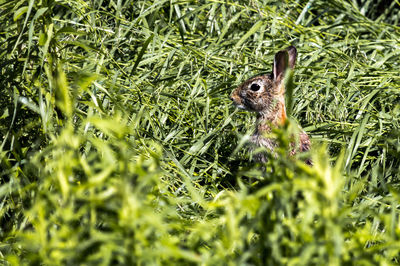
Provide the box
[230,91,246,109]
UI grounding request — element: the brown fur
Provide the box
[230,46,311,164]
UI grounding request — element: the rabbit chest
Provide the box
[249,123,277,163]
[250,135,276,163]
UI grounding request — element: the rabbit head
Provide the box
[230,46,297,121]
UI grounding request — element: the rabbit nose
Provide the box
[230,94,240,104]
[230,94,238,102]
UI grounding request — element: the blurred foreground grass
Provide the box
[1,0,400,264]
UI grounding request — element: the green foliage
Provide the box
[1,0,400,264]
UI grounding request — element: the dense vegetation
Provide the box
[1,0,400,264]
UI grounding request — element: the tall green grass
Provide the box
[1,0,400,264]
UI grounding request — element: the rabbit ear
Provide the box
[286,46,297,69]
[273,46,297,82]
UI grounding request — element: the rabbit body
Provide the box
[230,46,310,163]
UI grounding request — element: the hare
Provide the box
[230,46,311,164]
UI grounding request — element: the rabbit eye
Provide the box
[250,83,260,91]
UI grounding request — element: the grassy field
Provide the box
[1,0,400,264]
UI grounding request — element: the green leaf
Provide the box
[130,33,154,75]
[13,6,28,21]
[235,20,264,49]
